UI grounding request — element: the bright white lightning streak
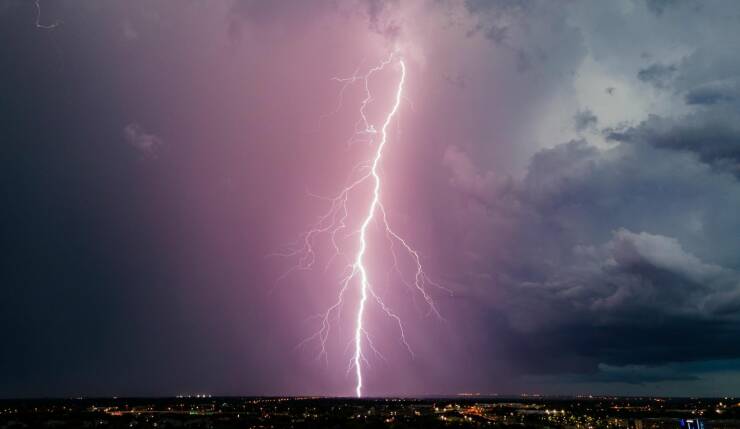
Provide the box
[278,54,448,398]
[352,58,406,398]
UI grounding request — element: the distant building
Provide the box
[681,419,705,429]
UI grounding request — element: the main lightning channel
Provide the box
[276,54,447,398]
[352,59,406,398]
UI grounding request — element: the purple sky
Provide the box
[3,0,740,398]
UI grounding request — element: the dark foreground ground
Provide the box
[1,396,739,428]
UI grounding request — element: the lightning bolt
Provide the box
[351,57,406,398]
[35,0,62,30]
[278,53,448,398]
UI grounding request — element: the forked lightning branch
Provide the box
[279,53,445,398]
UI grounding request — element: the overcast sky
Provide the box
[2,0,740,397]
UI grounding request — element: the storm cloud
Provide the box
[2,0,740,397]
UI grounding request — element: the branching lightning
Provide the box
[35,0,61,30]
[279,54,448,398]
[351,56,405,398]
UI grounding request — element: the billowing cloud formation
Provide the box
[434,0,740,394]
[448,138,740,365]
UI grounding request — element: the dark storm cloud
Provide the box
[610,23,740,172]
[685,80,740,105]
[430,2,740,393]
[607,114,740,177]
[645,0,685,16]
[465,0,534,14]
[528,359,740,389]
[609,22,740,178]
[462,0,520,44]
[575,363,699,385]
[446,136,740,383]
[573,109,597,132]
[473,0,740,383]
[637,63,677,89]
[484,24,508,44]
[4,0,740,398]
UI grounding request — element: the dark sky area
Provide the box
[2,0,740,398]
